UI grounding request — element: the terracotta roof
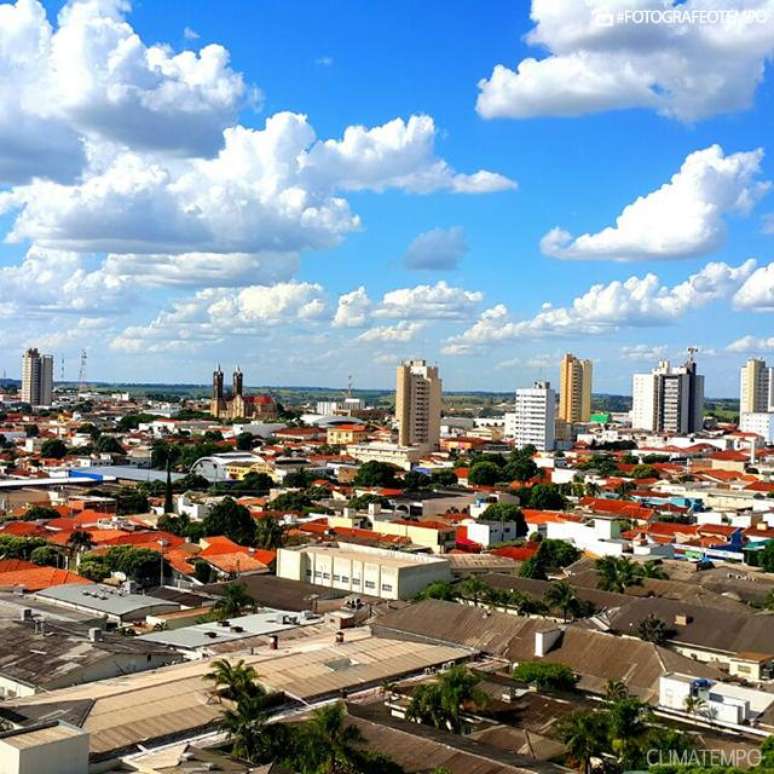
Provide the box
[0,567,89,592]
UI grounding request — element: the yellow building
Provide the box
[327,423,368,445]
[559,353,592,423]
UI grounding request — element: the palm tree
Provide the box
[212,582,255,620]
[205,658,260,701]
[221,692,281,764]
[254,515,284,549]
[458,576,489,606]
[604,679,629,702]
[66,529,94,568]
[556,710,608,774]
[291,701,366,773]
[639,559,668,580]
[595,556,643,593]
[407,666,487,734]
[544,580,579,622]
[636,614,670,645]
[683,694,707,717]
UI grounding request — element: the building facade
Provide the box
[210,366,277,421]
[558,353,592,423]
[275,542,452,600]
[21,348,53,407]
[740,358,773,414]
[395,359,442,450]
[505,381,556,451]
[631,354,704,433]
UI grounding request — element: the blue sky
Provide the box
[0,0,773,396]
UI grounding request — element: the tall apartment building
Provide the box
[739,358,773,414]
[505,381,556,451]
[631,353,704,433]
[559,353,592,423]
[21,348,53,407]
[395,359,442,450]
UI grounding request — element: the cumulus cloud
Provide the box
[444,260,755,350]
[727,335,774,352]
[333,287,371,328]
[476,0,774,122]
[0,0,248,185]
[1,112,513,259]
[733,261,774,311]
[403,226,468,270]
[541,146,769,261]
[357,321,424,343]
[374,281,483,320]
[110,281,326,352]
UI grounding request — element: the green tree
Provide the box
[555,710,608,774]
[406,667,486,734]
[467,461,502,486]
[431,469,458,487]
[22,505,60,521]
[95,435,124,454]
[115,487,149,515]
[481,502,527,538]
[504,455,538,482]
[203,498,256,545]
[637,614,671,644]
[353,461,399,488]
[757,541,774,573]
[595,556,643,593]
[254,516,283,550]
[545,580,581,622]
[402,470,431,491]
[212,582,255,620]
[632,463,658,479]
[525,483,566,510]
[512,661,579,691]
[206,658,261,701]
[458,576,490,605]
[639,559,668,579]
[30,546,62,567]
[40,438,67,459]
[235,432,254,451]
[78,423,101,440]
[415,581,458,601]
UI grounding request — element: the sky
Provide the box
[0,0,773,396]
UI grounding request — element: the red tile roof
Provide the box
[0,567,89,592]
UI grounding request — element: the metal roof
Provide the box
[36,584,180,617]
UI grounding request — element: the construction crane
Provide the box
[77,350,88,397]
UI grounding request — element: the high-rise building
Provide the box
[740,358,773,414]
[505,381,556,451]
[631,352,704,433]
[559,353,592,423]
[21,348,53,407]
[395,359,442,449]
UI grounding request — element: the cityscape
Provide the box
[0,1,773,773]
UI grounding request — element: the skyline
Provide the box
[1,0,774,393]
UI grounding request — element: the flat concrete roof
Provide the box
[37,584,180,617]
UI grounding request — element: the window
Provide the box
[322,572,330,579]
[341,575,349,583]
[381,584,393,592]
[352,578,360,585]
[364,580,375,589]
[333,574,340,582]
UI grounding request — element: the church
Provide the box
[210,366,277,420]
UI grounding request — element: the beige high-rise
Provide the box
[559,353,592,423]
[740,358,773,414]
[395,359,442,450]
[21,348,53,407]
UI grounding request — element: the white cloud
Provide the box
[301,115,516,195]
[1,112,513,258]
[0,244,129,318]
[733,261,774,311]
[110,281,326,352]
[315,55,333,67]
[102,251,299,287]
[183,26,199,40]
[727,335,774,352]
[333,287,371,328]
[357,321,424,343]
[445,260,755,350]
[374,281,483,320]
[403,226,468,270]
[763,213,774,234]
[541,146,769,261]
[620,344,668,361]
[476,0,774,122]
[0,0,248,185]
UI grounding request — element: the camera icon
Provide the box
[593,9,615,26]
